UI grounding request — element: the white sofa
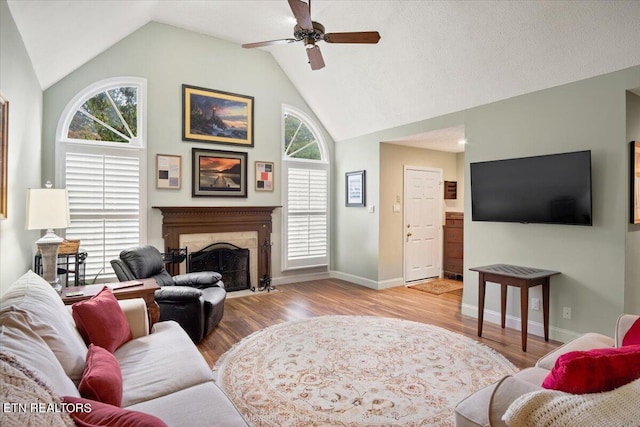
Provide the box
[454,314,639,427]
[0,271,248,426]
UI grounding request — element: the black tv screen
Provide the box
[470,150,592,226]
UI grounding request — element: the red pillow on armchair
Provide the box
[72,286,132,353]
[542,344,640,394]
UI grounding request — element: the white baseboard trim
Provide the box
[461,303,581,344]
[329,271,379,289]
[271,271,331,286]
[377,277,405,289]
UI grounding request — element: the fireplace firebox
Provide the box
[189,242,250,292]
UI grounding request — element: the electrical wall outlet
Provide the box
[563,306,572,319]
[531,298,540,311]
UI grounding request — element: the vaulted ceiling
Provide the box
[7,0,640,144]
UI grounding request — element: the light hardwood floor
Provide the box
[197,278,561,370]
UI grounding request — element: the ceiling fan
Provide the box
[242,0,381,70]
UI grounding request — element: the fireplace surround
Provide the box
[154,206,278,288]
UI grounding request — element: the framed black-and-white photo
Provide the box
[192,148,248,197]
[345,170,366,207]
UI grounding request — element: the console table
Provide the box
[470,264,560,351]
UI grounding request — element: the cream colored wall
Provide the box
[0,0,42,294]
[378,143,462,283]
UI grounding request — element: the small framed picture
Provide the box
[192,148,248,197]
[156,154,181,189]
[255,161,274,191]
[346,170,366,207]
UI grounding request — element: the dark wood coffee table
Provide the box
[61,278,160,329]
[470,264,560,351]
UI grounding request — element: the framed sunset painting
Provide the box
[192,148,247,197]
[182,84,254,147]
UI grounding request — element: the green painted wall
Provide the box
[626,90,640,313]
[41,22,334,282]
[0,0,43,294]
[334,66,640,340]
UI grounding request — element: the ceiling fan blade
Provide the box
[288,0,313,31]
[242,38,298,49]
[306,45,325,70]
[324,31,381,44]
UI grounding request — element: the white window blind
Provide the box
[64,151,141,280]
[287,168,328,260]
[282,105,329,270]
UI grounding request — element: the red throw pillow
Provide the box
[79,344,123,407]
[72,286,132,353]
[622,318,640,346]
[62,396,168,427]
[542,345,640,394]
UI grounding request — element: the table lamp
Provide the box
[25,181,70,293]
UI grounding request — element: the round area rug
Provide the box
[213,316,517,426]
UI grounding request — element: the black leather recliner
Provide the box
[110,245,226,343]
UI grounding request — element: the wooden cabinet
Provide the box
[443,212,463,277]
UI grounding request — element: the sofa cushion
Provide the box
[504,378,640,427]
[622,317,640,346]
[542,345,640,394]
[79,345,123,407]
[125,382,249,427]
[0,271,88,383]
[454,367,548,427]
[62,396,168,427]
[114,321,214,407]
[0,352,75,427]
[0,310,80,397]
[72,287,132,353]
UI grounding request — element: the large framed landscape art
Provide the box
[182,84,254,147]
[192,148,248,197]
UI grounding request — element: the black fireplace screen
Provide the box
[188,242,250,292]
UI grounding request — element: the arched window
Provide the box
[56,77,146,281]
[282,105,329,270]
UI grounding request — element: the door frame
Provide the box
[403,165,444,283]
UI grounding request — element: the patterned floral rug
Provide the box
[213,316,517,426]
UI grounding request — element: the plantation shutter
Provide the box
[286,166,328,267]
[64,151,141,280]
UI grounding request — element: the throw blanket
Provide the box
[0,352,75,427]
[503,378,640,427]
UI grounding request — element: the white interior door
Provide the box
[403,167,442,282]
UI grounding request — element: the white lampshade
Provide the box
[25,188,70,231]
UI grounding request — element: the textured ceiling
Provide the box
[7,0,640,146]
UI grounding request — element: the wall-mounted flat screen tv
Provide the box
[470,150,592,226]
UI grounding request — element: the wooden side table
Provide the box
[61,278,160,329]
[470,264,560,351]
